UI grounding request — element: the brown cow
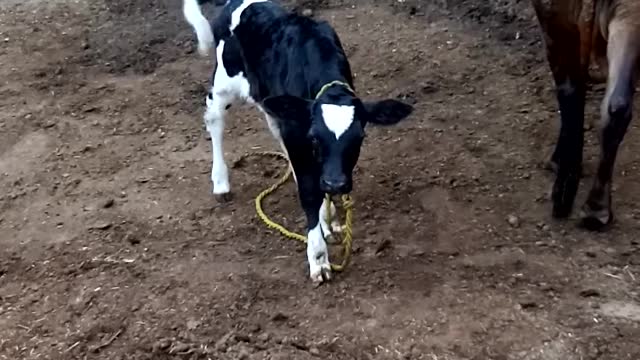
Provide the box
[532,0,640,229]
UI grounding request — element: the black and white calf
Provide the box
[184,0,413,282]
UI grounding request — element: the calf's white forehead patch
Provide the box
[320,104,355,139]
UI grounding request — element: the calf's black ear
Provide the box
[363,99,413,126]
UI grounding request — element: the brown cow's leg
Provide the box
[533,6,587,219]
[581,22,639,230]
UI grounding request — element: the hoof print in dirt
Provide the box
[579,288,601,298]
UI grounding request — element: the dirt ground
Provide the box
[1,0,640,359]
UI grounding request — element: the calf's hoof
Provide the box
[307,228,332,283]
[308,250,332,283]
[214,192,234,203]
[580,203,613,231]
[310,264,332,283]
[324,233,340,245]
[551,169,580,219]
[322,224,345,245]
[331,222,346,234]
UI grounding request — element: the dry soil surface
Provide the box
[1,0,640,359]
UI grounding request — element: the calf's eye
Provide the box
[310,138,322,159]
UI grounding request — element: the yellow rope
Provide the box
[314,80,354,99]
[240,150,354,272]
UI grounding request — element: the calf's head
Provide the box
[262,93,413,195]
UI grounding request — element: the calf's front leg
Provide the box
[264,113,342,237]
[296,173,332,283]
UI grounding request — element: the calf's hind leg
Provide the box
[581,23,639,230]
[205,88,232,202]
[204,41,251,202]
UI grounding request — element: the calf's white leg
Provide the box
[307,206,332,283]
[319,200,344,236]
[205,40,251,201]
[204,92,231,199]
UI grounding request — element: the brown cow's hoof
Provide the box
[544,159,584,178]
[544,159,559,174]
[551,168,580,219]
[580,204,613,231]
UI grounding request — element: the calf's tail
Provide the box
[183,0,225,56]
